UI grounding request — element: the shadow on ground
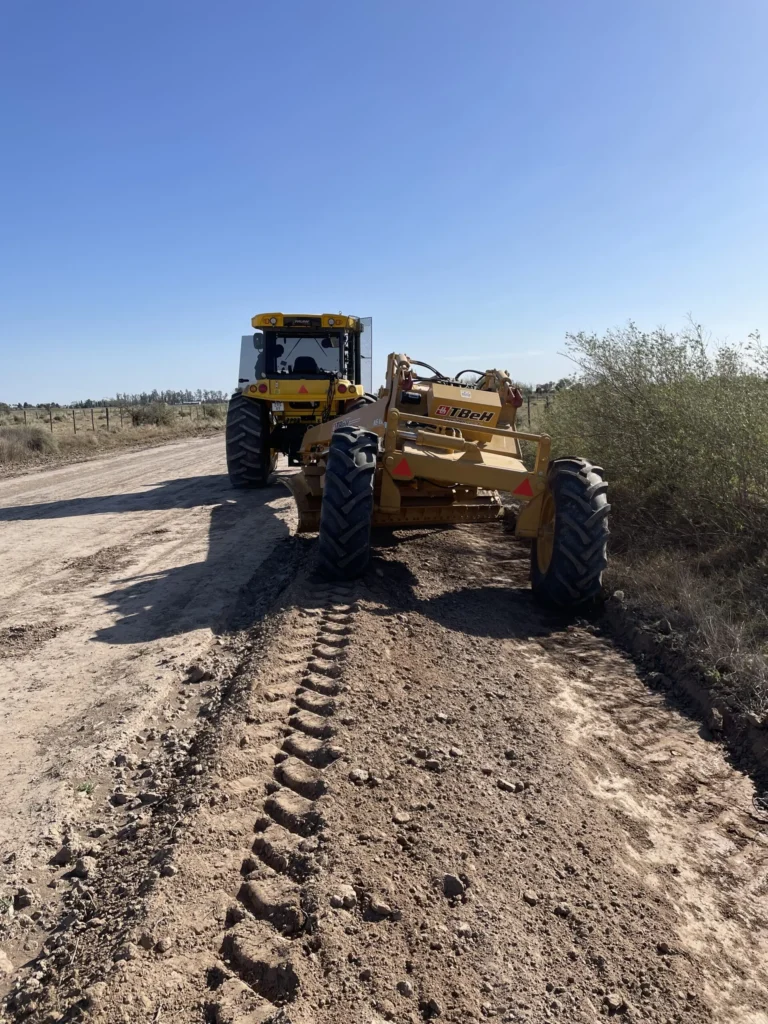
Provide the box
[368,525,565,640]
[0,474,245,522]
[1,472,297,645]
[95,484,294,644]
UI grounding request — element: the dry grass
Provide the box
[0,412,226,477]
[0,426,58,463]
[608,547,768,719]
[0,403,227,435]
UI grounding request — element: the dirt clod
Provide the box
[442,873,465,898]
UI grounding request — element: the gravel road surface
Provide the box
[1,441,766,1023]
[0,437,294,866]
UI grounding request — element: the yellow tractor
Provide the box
[227,312,372,487]
[288,352,610,608]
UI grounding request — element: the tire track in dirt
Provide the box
[4,524,768,1024]
[212,582,359,1018]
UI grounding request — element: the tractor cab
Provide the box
[228,312,373,487]
[239,314,370,396]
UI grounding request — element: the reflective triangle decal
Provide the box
[512,477,534,497]
[392,457,413,478]
[298,385,309,394]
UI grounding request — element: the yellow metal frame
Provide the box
[242,312,364,426]
[251,312,359,330]
[291,351,555,543]
[378,408,551,536]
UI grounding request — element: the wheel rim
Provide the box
[536,489,556,573]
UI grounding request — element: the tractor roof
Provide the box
[251,313,359,330]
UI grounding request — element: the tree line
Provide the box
[1,389,229,410]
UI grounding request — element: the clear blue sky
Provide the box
[2,0,767,402]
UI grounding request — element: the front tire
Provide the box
[530,458,610,608]
[317,427,377,580]
[226,393,275,489]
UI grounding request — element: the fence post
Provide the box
[527,395,531,427]
[72,408,77,434]
[546,394,550,411]
[105,406,109,430]
[91,408,95,431]
[119,407,123,428]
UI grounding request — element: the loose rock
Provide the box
[443,873,465,898]
[50,844,74,867]
[605,992,625,1012]
[72,856,97,879]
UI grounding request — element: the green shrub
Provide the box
[544,321,768,717]
[130,402,175,427]
[544,322,768,548]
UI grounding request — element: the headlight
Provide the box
[269,317,277,325]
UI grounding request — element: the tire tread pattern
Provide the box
[226,393,273,488]
[317,426,377,580]
[531,458,610,609]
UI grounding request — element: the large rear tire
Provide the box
[317,426,377,580]
[345,392,378,412]
[226,393,275,489]
[530,458,610,609]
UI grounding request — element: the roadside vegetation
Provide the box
[0,401,226,475]
[544,321,768,718]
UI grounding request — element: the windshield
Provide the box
[271,333,343,376]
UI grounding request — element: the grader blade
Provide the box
[281,473,321,533]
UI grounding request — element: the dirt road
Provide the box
[1,443,767,1023]
[0,437,295,867]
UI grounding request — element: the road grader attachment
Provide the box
[288,353,610,609]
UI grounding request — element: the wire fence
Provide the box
[5,394,552,432]
[3,403,228,434]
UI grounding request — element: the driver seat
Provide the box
[292,356,319,374]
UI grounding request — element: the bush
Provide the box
[544,322,768,548]
[544,321,768,717]
[130,402,175,427]
[201,404,225,419]
[0,426,58,464]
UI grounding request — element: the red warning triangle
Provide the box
[392,457,413,478]
[512,477,534,497]
[298,385,309,394]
